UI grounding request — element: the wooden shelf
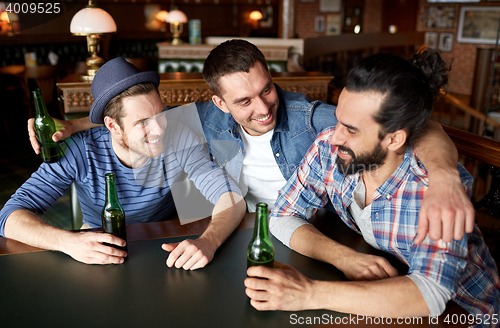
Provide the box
[57,71,333,114]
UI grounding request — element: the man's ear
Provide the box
[386,129,407,151]
[212,95,230,113]
[104,116,122,136]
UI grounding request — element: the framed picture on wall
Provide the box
[426,6,455,29]
[439,32,454,52]
[326,14,341,35]
[457,6,500,44]
[315,15,326,33]
[425,32,438,49]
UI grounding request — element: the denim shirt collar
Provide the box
[274,84,289,133]
[203,101,237,135]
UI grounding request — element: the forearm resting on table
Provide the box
[4,209,72,251]
[289,224,358,270]
[5,209,127,265]
[270,215,354,268]
[309,276,429,317]
[287,223,398,281]
[199,192,246,248]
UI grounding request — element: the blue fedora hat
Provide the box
[89,57,160,124]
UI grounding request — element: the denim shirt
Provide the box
[195,84,338,183]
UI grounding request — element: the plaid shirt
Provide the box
[270,127,500,320]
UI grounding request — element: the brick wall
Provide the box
[295,1,328,39]
[295,0,383,38]
[363,0,383,33]
[296,0,499,98]
[416,0,498,97]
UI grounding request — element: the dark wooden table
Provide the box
[0,211,469,328]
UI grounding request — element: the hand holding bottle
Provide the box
[247,203,275,269]
[61,230,128,264]
[28,116,99,154]
[32,88,60,163]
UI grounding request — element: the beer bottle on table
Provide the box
[32,88,60,163]
[101,173,128,261]
[247,202,274,268]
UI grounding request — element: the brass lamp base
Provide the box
[78,73,97,82]
[171,35,185,45]
[79,34,105,81]
[170,23,184,46]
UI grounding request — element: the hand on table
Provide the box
[162,238,216,270]
[244,262,316,311]
[63,231,127,265]
[415,173,475,244]
[338,251,399,281]
[28,117,72,154]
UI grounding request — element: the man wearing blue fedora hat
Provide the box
[1,57,246,268]
[29,41,474,277]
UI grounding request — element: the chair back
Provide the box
[125,58,150,72]
[25,65,59,105]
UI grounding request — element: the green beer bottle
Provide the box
[32,88,60,163]
[247,203,274,268]
[101,173,128,260]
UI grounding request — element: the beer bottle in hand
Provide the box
[32,88,60,163]
[101,173,128,260]
[247,203,274,268]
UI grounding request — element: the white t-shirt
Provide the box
[239,126,286,212]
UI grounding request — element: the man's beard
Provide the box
[120,131,163,162]
[335,142,387,175]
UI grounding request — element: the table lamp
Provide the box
[249,10,262,29]
[166,9,187,45]
[155,10,169,33]
[70,0,117,81]
[0,11,18,36]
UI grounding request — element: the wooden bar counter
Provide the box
[57,71,333,114]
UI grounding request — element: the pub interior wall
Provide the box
[295,0,499,99]
[3,0,499,98]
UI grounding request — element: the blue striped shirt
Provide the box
[0,120,239,233]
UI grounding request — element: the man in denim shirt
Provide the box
[30,40,474,244]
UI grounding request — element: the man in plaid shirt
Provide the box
[244,50,500,322]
